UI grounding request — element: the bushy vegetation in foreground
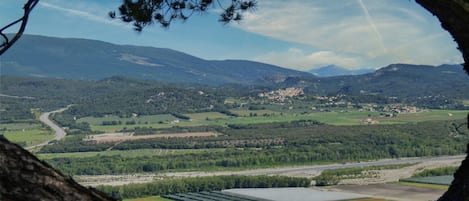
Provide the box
[314,164,415,186]
[412,166,458,178]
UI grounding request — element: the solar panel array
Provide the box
[162,191,271,201]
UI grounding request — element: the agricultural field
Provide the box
[78,109,469,133]
[0,122,53,147]
[37,148,226,159]
[85,132,219,144]
[300,109,468,125]
[77,114,178,124]
[230,109,283,117]
[397,181,449,190]
[77,114,181,132]
[400,175,453,186]
[184,112,231,120]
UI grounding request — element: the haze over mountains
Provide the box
[1,34,468,96]
[308,65,374,77]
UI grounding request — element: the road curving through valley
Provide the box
[26,107,69,150]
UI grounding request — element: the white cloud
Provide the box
[254,48,364,71]
[234,0,462,69]
[39,1,131,29]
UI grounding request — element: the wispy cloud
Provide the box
[357,0,386,54]
[233,0,462,69]
[254,48,364,71]
[39,1,130,29]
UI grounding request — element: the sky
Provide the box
[0,0,464,71]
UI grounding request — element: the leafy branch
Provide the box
[0,0,39,56]
[109,0,256,31]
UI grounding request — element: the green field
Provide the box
[78,110,468,132]
[89,123,173,132]
[230,109,283,116]
[0,123,53,147]
[37,148,226,159]
[79,114,187,132]
[397,181,449,190]
[304,110,468,125]
[78,114,178,125]
[215,109,468,126]
[0,122,40,130]
[184,112,231,120]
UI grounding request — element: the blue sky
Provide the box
[0,0,463,71]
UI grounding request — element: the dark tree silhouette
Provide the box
[414,1,469,200]
[0,0,38,56]
[1,0,469,200]
[0,0,256,55]
[416,0,469,75]
[109,0,257,31]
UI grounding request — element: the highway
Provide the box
[26,107,68,150]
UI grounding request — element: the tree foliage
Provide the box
[42,119,469,175]
[0,0,38,55]
[97,175,309,199]
[109,0,256,31]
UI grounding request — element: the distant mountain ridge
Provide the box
[279,63,469,100]
[0,35,310,85]
[308,65,373,77]
[2,35,467,96]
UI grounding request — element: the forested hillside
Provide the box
[1,35,309,85]
[279,64,469,107]
[2,70,468,123]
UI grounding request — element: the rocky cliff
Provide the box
[415,1,469,200]
[0,136,116,201]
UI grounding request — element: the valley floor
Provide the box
[75,155,463,186]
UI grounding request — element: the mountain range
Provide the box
[0,35,309,85]
[1,34,468,98]
[279,63,469,100]
[308,65,373,77]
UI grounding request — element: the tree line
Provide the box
[97,175,310,199]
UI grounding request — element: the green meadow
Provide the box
[77,109,468,132]
[38,148,226,159]
[0,123,53,147]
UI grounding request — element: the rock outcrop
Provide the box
[415,1,469,200]
[438,144,469,201]
[0,136,116,201]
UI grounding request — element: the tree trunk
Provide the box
[0,136,116,201]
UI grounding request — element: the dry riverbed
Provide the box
[75,155,463,187]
